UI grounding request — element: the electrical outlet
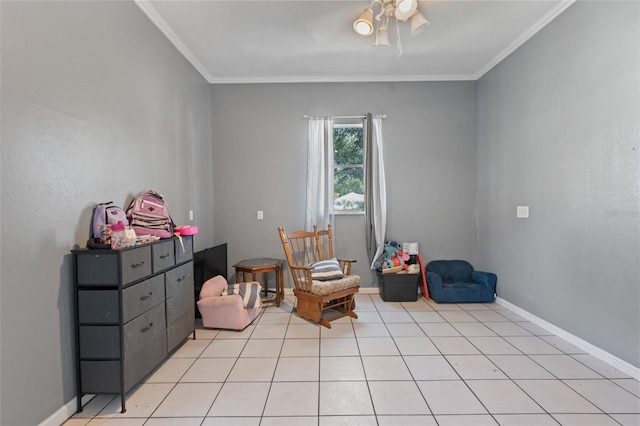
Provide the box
[257,210,264,220]
[189,210,194,221]
[517,206,529,218]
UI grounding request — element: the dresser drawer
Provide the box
[121,246,152,285]
[123,303,166,359]
[122,275,165,323]
[79,325,120,359]
[167,306,195,353]
[165,261,194,299]
[175,235,193,264]
[123,332,167,392]
[166,282,194,324]
[77,253,118,285]
[78,290,119,324]
[80,360,121,394]
[152,240,175,273]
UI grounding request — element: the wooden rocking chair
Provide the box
[277,224,359,328]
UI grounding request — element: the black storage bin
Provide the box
[377,272,420,302]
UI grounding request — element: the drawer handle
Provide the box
[140,322,154,333]
[160,254,171,260]
[140,292,153,301]
[177,276,186,282]
[131,261,145,269]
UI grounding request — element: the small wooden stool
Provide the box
[232,258,285,306]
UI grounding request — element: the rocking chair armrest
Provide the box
[289,264,314,279]
[287,264,314,291]
[337,258,356,275]
[289,264,313,272]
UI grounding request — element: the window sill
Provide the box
[334,210,365,216]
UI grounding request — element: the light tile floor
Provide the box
[65,294,640,426]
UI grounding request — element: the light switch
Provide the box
[517,206,529,218]
[189,210,194,221]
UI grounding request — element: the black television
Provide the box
[193,243,227,317]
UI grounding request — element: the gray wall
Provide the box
[0,1,214,424]
[477,1,639,367]
[210,82,479,286]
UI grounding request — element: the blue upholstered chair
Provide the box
[425,260,496,303]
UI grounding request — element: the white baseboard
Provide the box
[356,287,380,294]
[496,297,640,380]
[39,394,94,426]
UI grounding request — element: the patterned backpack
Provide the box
[126,190,175,239]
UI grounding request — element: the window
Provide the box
[333,121,364,213]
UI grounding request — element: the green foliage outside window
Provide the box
[333,126,364,211]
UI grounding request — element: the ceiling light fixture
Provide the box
[354,8,375,36]
[353,0,430,57]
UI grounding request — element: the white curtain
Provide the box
[365,114,387,268]
[305,117,334,231]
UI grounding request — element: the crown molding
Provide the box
[474,0,576,79]
[208,74,477,85]
[134,0,216,83]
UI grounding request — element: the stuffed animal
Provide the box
[376,240,410,272]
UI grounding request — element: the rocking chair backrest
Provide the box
[281,228,318,263]
[313,224,334,261]
[278,226,315,292]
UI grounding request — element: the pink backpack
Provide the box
[126,190,175,239]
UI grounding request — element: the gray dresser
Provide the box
[72,236,194,413]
